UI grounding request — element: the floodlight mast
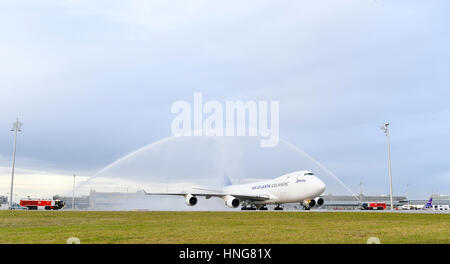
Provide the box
[72,174,76,210]
[381,122,394,211]
[9,118,22,209]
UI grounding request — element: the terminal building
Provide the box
[88,190,146,210]
[0,195,7,204]
[53,195,90,210]
[53,190,147,210]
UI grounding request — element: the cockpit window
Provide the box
[304,172,314,176]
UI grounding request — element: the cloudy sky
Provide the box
[0,0,449,201]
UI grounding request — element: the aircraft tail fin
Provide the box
[222,171,233,187]
[425,197,433,208]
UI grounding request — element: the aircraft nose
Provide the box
[315,177,326,194]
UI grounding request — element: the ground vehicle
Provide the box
[19,199,65,210]
[8,203,27,210]
[432,205,450,211]
[360,202,386,210]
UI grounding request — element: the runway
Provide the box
[218,209,450,214]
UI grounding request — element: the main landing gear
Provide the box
[274,204,283,211]
[241,204,282,211]
[241,204,257,210]
[241,204,269,210]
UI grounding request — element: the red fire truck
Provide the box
[360,202,387,210]
[19,199,65,210]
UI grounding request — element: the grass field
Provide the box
[0,211,448,244]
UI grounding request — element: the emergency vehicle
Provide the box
[360,202,386,210]
[19,199,65,210]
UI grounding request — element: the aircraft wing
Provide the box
[142,189,270,201]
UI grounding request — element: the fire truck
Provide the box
[360,202,386,210]
[19,199,65,210]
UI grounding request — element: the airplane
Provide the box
[144,170,326,210]
[401,198,433,210]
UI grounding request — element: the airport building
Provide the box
[409,194,450,206]
[0,195,7,204]
[88,190,146,210]
[53,195,90,210]
[52,190,145,210]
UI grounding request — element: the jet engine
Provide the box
[224,195,240,208]
[303,197,324,209]
[185,194,198,206]
[314,197,324,207]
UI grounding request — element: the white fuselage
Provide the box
[223,171,326,205]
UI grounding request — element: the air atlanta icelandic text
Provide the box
[251,181,289,190]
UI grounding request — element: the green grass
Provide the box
[0,211,448,244]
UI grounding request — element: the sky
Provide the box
[0,0,449,201]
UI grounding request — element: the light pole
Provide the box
[72,174,76,210]
[9,118,22,209]
[381,122,394,211]
[406,183,410,207]
[359,182,363,203]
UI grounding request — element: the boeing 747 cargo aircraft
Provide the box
[144,170,326,210]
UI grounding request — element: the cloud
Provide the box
[0,166,90,199]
